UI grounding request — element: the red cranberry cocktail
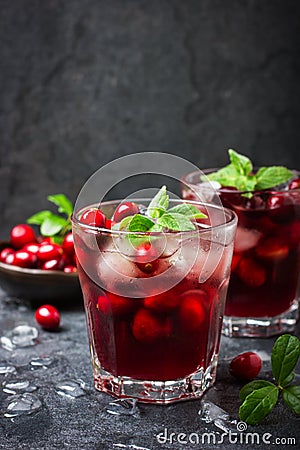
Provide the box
[72,193,237,403]
[181,151,300,337]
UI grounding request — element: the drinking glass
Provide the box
[72,198,237,403]
[181,170,300,337]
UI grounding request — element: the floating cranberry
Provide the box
[97,293,133,316]
[0,247,14,263]
[41,258,63,271]
[288,178,300,190]
[144,292,180,313]
[135,242,159,274]
[37,243,63,262]
[39,237,54,245]
[179,290,208,331]
[267,193,286,209]
[237,258,266,288]
[256,237,289,261]
[8,250,37,268]
[62,232,74,257]
[80,208,106,227]
[10,224,37,249]
[63,265,77,273]
[132,308,170,343]
[113,202,139,223]
[105,219,116,229]
[229,352,262,380]
[35,304,60,330]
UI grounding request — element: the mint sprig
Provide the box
[239,334,300,425]
[113,186,207,233]
[27,194,73,238]
[206,149,293,193]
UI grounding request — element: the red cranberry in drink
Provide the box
[105,219,116,229]
[8,250,37,268]
[80,208,106,227]
[10,224,37,249]
[97,293,134,316]
[256,237,289,261]
[23,243,40,255]
[0,247,14,263]
[39,237,54,245]
[41,258,63,271]
[37,243,63,262]
[144,292,180,313]
[62,232,74,257]
[267,193,293,223]
[179,290,208,331]
[237,258,266,288]
[135,242,159,274]
[229,352,262,380]
[63,265,77,273]
[113,202,139,223]
[288,178,300,190]
[132,308,171,344]
[35,304,60,330]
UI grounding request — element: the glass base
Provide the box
[222,300,299,338]
[93,357,218,404]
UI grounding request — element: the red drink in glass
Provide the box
[72,199,237,403]
[181,171,300,337]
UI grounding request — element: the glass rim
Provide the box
[71,198,237,236]
[181,168,299,194]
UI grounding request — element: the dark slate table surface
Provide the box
[0,288,299,450]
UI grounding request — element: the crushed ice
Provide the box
[113,445,150,450]
[106,398,140,417]
[4,392,42,418]
[55,379,88,398]
[199,400,236,432]
[1,325,38,351]
[30,356,54,369]
[0,364,17,375]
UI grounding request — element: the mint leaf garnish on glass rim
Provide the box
[27,194,73,238]
[205,149,293,193]
[238,334,300,425]
[112,186,207,234]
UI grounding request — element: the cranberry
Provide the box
[179,290,208,331]
[35,304,60,330]
[8,250,37,268]
[105,219,116,229]
[231,253,241,272]
[229,352,262,380]
[237,258,266,288]
[135,242,159,274]
[97,293,133,316]
[113,202,139,223]
[39,237,54,245]
[0,247,14,263]
[63,265,77,273]
[267,193,286,209]
[256,237,289,261]
[144,292,180,313]
[288,178,300,190]
[132,308,171,343]
[80,208,106,227]
[41,258,63,271]
[37,243,63,262]
[10,224,37,249]
[23,243,40,255]
[62,232,74,257]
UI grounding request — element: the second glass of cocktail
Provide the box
[72,186,237,403]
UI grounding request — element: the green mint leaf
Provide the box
[239,385,279,425]
[149,223,164,232]
[147,186,169,218]
[228,149,253,176]
[157,212,196,231]
[27,210,53,225]
[255,166,293,190]
[233,175,257,192]
[281,372,295,388]
[282,386,300,416]
[40,214,69,236]
[167,203,207,219]
[47,194,73,216]
[205,164,238,186]
[128,214,154,232]
[271,334,300,387]
[114,215,135,231]
[240,380,275,403]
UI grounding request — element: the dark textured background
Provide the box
[1,0,300,238]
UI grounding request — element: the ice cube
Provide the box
[234,227,262,253]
